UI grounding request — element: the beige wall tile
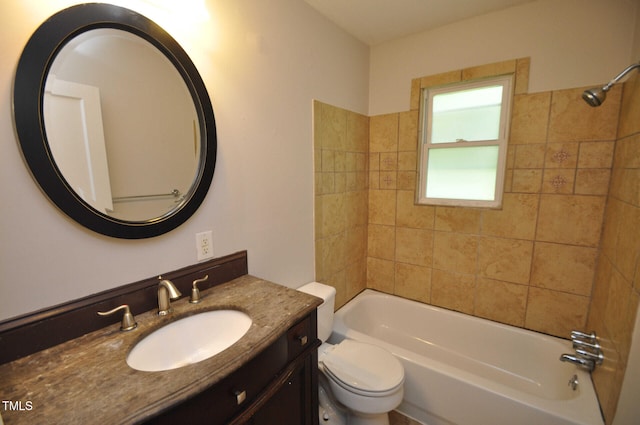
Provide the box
[321,149,335,172]
[396,227,433,267]
[481,193,539,240]
[346,225,367,265]
[346,110,369,152]
[537,195,606,246]
[367,257,395,293]
[395,263,431,303]
[509,92,551,144]
[541,169,575,194]
[525,288,589,337]
[396,190,434,229]
[380,171,397,190]
[531,242,597,296]
[434,207,481,233]
[616,202,640,282]
[617,76,640,139]
[369,171,380,190]
[369,189,396,225]
[545,143,579,169]
[322,193,345,236]
[397,171,417,190]
[398,151,417,171]
[334,151,346,172]
[615,134,640,169]
[605,274,638,366]
[326,269,347,309]
[433,232,479,275]
[431,269,475,314]
[548,87,620,142]
[578,141,615,169]
[322,233,346,275]
[514,144,546,168]
[368,224,395,260]
[370,113,399,152]
[380,152,398,171]
[575,169,611,195]
[514,57,530,95]
[346,259,367,302]
[475,278,527,327]
[346,190,368,227]
[399,111,419,151]
[512,169,543,193]
[369,152,380,171]
[316,101,347,149]
[410,78,421,111]
[478,237,533,284]
[462,59,516,81]
[420,70,461,88]
[315,238,324,281]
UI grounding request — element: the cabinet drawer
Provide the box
[287,311,317,361]
[147,334,288,425]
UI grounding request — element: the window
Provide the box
[417,75,513,208]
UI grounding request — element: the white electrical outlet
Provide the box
[196,231,214,261]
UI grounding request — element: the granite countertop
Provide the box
[0,275,321,425]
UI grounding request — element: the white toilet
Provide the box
[298,282,404,425]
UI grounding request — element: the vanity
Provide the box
[0,252,322,424]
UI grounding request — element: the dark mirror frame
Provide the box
[13,3,217,239]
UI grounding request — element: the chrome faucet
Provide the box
[157,276,182,315]
[559,329,604,372]
[560,353,595,372]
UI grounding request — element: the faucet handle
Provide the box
[190,275,209,304]
[97,304,137,331]
[571,330,597,342]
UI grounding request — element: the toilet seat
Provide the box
[321,339,404,397]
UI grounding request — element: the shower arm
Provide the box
[603,62,640,91]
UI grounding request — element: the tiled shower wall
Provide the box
[314,58,637,422]
[314,101,369,308]
[587,72,640,423]
[366,58,620,338]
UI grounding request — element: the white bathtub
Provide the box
[330,290,604,425]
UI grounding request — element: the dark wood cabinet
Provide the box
[147,312,319,425]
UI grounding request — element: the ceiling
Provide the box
[303,0,537,46]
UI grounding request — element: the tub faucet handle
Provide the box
[97,304,137,331]
[571,330,597,342]
[190,275,209,304]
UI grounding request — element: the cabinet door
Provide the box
[248,354,318,425]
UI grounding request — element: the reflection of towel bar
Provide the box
[113,189,181,202]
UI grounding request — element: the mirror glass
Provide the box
[14,4,217,238]
[44,29,200,221]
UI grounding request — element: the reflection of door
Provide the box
[44,75,113,213]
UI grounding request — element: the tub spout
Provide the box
[560,354,594,372]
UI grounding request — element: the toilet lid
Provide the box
[321,340,404,394]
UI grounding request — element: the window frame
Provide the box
[416,74,514,208]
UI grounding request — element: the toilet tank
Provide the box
[297,282,335,342]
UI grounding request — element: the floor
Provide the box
[389,410,423,425]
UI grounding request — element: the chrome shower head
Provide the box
[582,86,609,107]
[583,62,640,107]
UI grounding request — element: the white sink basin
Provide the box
[127,310,252,372]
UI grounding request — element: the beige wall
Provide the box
[587,72,640,423]
[314,101,369,308]
[369,0,638,115]
[0,0,370,321]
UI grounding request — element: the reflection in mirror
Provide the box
[43,29,200,222]
[13,3,217,238]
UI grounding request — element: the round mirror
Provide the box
[13,3,217,239]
